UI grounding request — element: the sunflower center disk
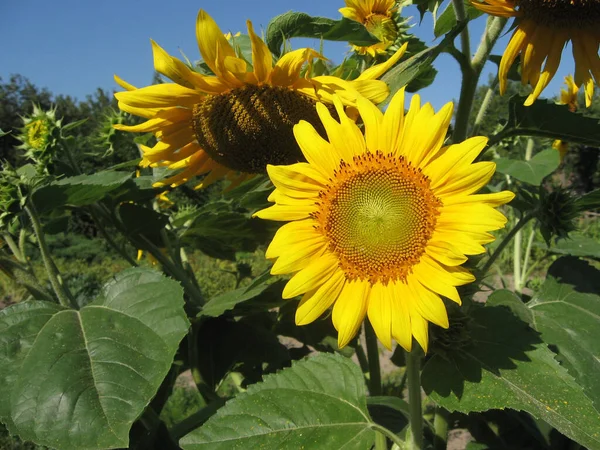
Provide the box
[315,151,442,284]
[520,0,600,27]
[192,84,328,173]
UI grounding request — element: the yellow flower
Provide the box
[552,139,569,161]
[114,10,406,190]
[255,89,514,352]
[340,0,399,57]
[472,0,599,107]
[559,75,579,112]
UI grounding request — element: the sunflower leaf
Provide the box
[494,148,560,185]
[491,257,600,411]
[0,268,189,450]
[575,188,600,211]
[179,353,376,450]
[265,12,380,57]
[380,21,464,105]
[545,233,600,259]
[32,170,132,213]
[423,272,600,449]
[497,95,600,147]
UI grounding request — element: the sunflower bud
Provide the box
[430,305,473,359]
[16,104,62,167]
[537,188,578,244]
[0,166,26,229]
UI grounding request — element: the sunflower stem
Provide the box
[452,0,471,61]
[514,139,534,292]
[355,341,370,377]
[365,321,382,396]
[452,16,507,143]
[521,226,536,287]
[481,212,536,275]
[472,75,499,136]
[406,347,424,450]
[25,203,76,308]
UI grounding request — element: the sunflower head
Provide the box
[559,75,579,112]
[340,0,401,56]
[472,0,599,106]
[255,90,514,351]
[17,104,61,166]
[114,10,406,191]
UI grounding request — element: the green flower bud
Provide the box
[16,104,62,167]
[537,188,578,245]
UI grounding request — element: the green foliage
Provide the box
[495,148,560,186]
[180,353,376,450]
[0,268,189,450]
[265,12,380,57]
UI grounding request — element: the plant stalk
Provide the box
[481,212,536,275]
[25,204,75,308]
[365,321,382,396]
[472,75,499,136]
[406,348,424,450]
[433,407,450,450]
[452,16,507,143]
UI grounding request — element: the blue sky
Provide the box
[1,0,573,110]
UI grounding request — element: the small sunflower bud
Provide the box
[537,188,578,244]
[16,104,62,167]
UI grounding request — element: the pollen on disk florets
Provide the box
[519,0,600,27]
[313,150,442,284]
[192,84,329,173]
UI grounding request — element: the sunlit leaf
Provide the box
[32,170,132,213]
[495,148,560,185]
[180,353,376,450]
[434,1,483,37]
[422,303,600,449]
[546,233,600,259]
[0,268,189,450]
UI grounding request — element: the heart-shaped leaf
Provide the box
[495,148,560,185]
[0,268,189,450]
[180,353,376,449]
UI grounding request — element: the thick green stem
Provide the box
[452,0,471,59]
[25,204,75,308]
[452,16,507,143]
[187,322,220,404]
[513,227,522,292]
[371,423,405,448]
[521,227,536,285]
[481,212,536,275]
[406,348,424,450]
[433,407,450,450]
[365,321,382,396]
[472,76,499,136]
[355,341,370,376]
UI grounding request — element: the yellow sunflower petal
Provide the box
[196,10,238,76]
[246,20,272,83]
[266,219,320,259]
[355,42,407,81]
[296,269,346,326]
[293,120,340,177]
[367,282,394,350]
[405,277,450,328]
[271,48,322,86]
[499,20,535,94]
[410,308,429,353]
[382,87,406,154]
[267,163,326,198]
[332,280,370,348]
[390,282,413,352]
[357,95,384,152]
[412,262,461,305]
[282,252,341,299]
[271,236,328,275]
[114,75,137,91]
[253,203,317,222]
[115,84,203,108]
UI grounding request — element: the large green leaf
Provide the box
[180,353,376,449]
[422,304,600,449]
[495,95,600,147]
[380,22,463,106]
[490,256,600,412]
[494,148,560,185]
[545,233,600,259]
[265,12,379,57]
[575,188,600,211]
[32,170,132,213]
[0,268,189,450]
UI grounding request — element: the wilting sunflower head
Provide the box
[255,90,515,352]
[113,10,407,191]
[340,0,400,56]
[472,0,600,107]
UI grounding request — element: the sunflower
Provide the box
[339,0,399,57]
[113,10,406,190]
[553,75,580,160]
[254,89,515,351]
[472,0,599,107]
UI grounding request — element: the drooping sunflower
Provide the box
[339,0,399,57]
[113,10,406,190]
[553,74,580,160]
[255,89,515,351]
[472,0,599,107]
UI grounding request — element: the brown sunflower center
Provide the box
[364,14,398,43]
[519,0,600,27]
[192,84,328,173]
[314,151,442,284]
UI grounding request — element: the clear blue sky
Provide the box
[1,0,573,110]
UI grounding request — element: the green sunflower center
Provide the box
[364,14,398,43]
[314,151,442,284]
[520,0,600,27]
[192,84,328,173]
